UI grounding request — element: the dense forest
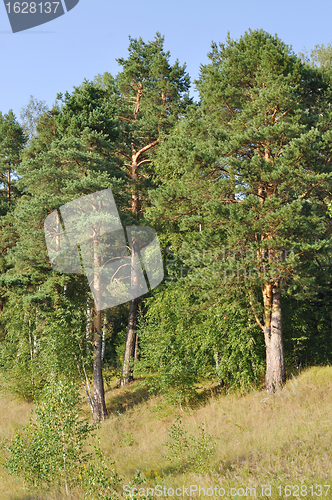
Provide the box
[1,28,332,496]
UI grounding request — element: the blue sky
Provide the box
[1,0,332,120]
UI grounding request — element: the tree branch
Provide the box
[133,139,160,163]
[275,94,307,122]
[300,180,326,199]
[169,208,197,220]
[114,164,131,179]
[115,150,132,161]
[271,105,278,122]
[220,198,243,204]
[248,290,265,332]
[225,103,235,115]
[63,159,87,177]
[137,159,152,168]
[118,116,132,124]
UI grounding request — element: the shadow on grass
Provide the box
[106,380,227,416]
[106,382,159,415]
[182,383,226,410]
[10,497,41,500]
[10,493,81,500]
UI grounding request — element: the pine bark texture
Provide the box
[263,280,286,393]
[258,165,286,393]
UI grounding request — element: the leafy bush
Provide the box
[3,377,122,498]
[137,279,265,404]
[165,417,216,473]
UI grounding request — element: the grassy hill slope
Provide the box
[1,366,332,499]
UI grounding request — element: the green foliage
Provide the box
[116,32,191,131]
[140,28,332,394]
[0,109,26,216]
[165,417,216,473]
[299,42,332,71]
[114,31,192,216]
[3,378,123,498]
[4,378,93,491]
[19,95,48,145]
[81,441,122,500]
[137,283,210,404]
[0,272,92,400]
[0,76,128,403]
[138,280,264,402]
[1,30,332,433]
[122,432,135,447]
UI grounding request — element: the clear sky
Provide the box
[1,0,332,120]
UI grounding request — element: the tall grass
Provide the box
[0,388,33,500]
[1,366,332,499]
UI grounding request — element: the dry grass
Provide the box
[1,367,332,499]
[0,388,34,500]
[95,366,332,498]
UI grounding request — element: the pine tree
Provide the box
[0,110,26,213]
[0,81,123,420]
[113,32,191,385]
[196,29,332,392]
[145,29,332,393]
[0,110,26,350]
[54,82,126,420]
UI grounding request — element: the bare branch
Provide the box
[134,139,160,162]
[300,180,326,199]
[137,159,152,168]
[271,104,278,122]
[248,290,265,332]
[62,159,88,177]
[220,198,243,204]
[225,103,235,115]
[275,94,307,123]
[114,164,131,179]
[275,108,292,122]
[118,116,132,124]
[119,97,137,103]
[169,208,197,220]
[115,150,132,161]
[134,83,143,121]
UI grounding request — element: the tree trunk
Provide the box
[134,326,140,361]
[263,280,286,393]
[121,157,140,385]
[102,312,106,362]
[86,296,92,340]
[92,224,107,422]
[93,310,107,421]
[257,173,286,393]
[119,90,160,385]
[121,297,139,386]
[7,169,11,200]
